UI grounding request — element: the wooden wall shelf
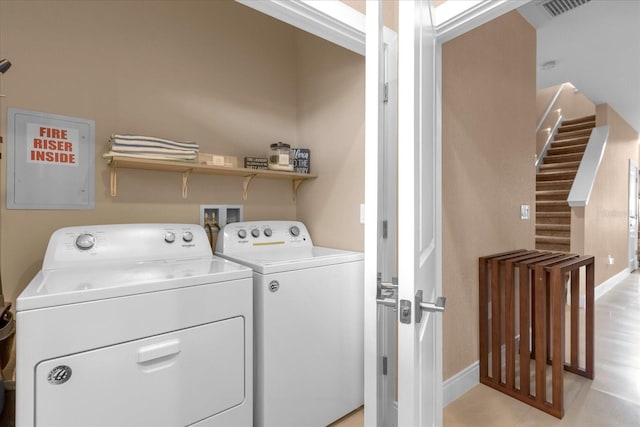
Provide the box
[105,155,316,201]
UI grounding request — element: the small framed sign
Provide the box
[7,108,95,210]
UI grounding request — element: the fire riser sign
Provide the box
[27,123,78,166]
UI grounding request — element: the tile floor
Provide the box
[332,271,640,426]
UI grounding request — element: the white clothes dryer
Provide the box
[16,224,253,427]
[216,221,364,427]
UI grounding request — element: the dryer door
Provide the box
[35,317,245,427]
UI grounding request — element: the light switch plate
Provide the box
[520,204,530,220]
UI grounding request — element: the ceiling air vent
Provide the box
[541,0,591,17]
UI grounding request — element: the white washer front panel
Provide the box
[36,317,244,427]
[254,262,364,427]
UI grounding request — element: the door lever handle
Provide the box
[415,290,446,323]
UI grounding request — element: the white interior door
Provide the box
[396,1,443,426]
[629,160,638,270]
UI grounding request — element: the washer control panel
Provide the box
[216,221,313,253]
[43,224,213,270]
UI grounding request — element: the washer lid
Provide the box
[17,256,251,311]
[219,246,363,274]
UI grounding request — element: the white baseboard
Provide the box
[579,267,629,307]
[443,361,479,407]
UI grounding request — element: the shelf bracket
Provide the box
[292,179,306,201]
[110,167,117,197]
[182,169,193,199]
[242,174,257,200]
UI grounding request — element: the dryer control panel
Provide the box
[42,224,212,270]
[216,221,313,253]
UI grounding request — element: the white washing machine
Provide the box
[16,224,253,427]
[216,221,364,427]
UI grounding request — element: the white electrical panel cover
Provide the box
[7,108,95,210]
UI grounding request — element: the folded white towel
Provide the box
[110,134,199,152]
[103,151,197,161]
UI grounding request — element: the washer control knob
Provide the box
[182,231,193,242]
[251,228,260,238]
[237,229,247,239]
[164,232,176,243]
[264,228,273,237]
[75,234,96,250]
[289,226,300,237]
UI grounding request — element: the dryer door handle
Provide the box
[137,339,181,364]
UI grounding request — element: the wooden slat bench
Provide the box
[478,250,594,418]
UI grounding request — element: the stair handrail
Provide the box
[535,113,563,173]
[536,83,566,132]
[567,125,609,207]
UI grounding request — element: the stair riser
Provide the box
[561,115,596,126]
[536,216,571,225]
[535,242,571,252]
[537,205,570,213]
[543,153,583,164]
[539,162,580,171]
[547,146,587,156]
[554,129,592,140]
[537,193,568,201]
[537,172,577,181]
[536,230,571,238]
[550,138,589,148]
[557,121,596,133]
[536,181,573,191]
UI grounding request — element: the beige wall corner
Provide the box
[294,31,365,252]
[581,103,640,286]
[442,10,536,380]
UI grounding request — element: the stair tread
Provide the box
[554,129,592,140]
[550,137,589,147]
[536,212,571,217]
[544,153,583,163]
[536,235,570,243]
[536,224,570,230]
[562,115,596,126]
[547,145,587,155]
[539,161,580,170]
[557,121,596,133]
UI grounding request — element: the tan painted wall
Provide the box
[582,104,639,285]
[0,0,364,305]
[294,32,365,251]
[442,11,536,379]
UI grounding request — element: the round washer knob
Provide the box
[289,226,300,237]
[251,228,260,238]
[264,228,273,237]
[164,232,176,243]
[237,229,247,239]
[182,231,193,242]
[75,234,96,250]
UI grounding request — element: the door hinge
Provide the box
[382,356,388,375]
[382,220,388,239]
[383,82,389,103]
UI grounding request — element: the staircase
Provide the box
[535,114,596,251]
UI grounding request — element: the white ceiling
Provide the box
[518,0,640,132]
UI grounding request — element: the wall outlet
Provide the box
[520,204,530,220]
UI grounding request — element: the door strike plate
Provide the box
[399,299,411,324]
